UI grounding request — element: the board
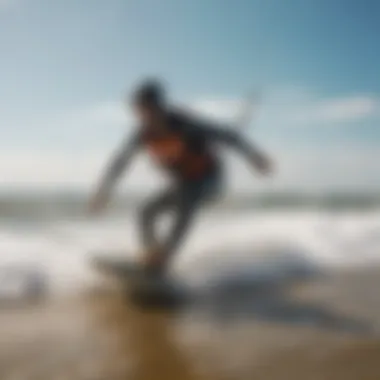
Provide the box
[91,255,187,308]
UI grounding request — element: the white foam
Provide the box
[0,210,379,297]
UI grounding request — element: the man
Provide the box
[89,79,272,275]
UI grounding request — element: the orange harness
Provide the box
[146,134,214,180]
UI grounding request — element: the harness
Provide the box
[144,131,215,180]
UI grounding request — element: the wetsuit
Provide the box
[102,109,261,262]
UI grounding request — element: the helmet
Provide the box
[133,78,165,107]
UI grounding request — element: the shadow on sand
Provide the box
[150,244,376,337]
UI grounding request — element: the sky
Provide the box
[0,0,379,193]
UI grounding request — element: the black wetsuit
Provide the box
[104,109,260,261]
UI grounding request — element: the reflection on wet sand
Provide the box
[95,294,197,380]
[0,267,380,379]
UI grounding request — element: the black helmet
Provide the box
[133,78,165,107]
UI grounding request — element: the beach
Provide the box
[1,0,379,377]
[0,265,380,380]
[0,205,379,379]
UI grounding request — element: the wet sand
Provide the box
[0,267,380,380]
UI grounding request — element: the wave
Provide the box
[0,191,379,220]
[0,210,378,303]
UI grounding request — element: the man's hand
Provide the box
[88,189,109,216]
[252,153,273,176]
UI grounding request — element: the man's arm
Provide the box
[89,133,140,214]
[186,114,272,174]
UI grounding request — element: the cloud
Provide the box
[296,96,379,125]
[263,145,380,192]
[1,87,379,192]
[191,92,380,128]
[0,149,164,192]
[1,144,379,193]
[2,101,132,150]
[4,88,377,151]
[189,99,249,124]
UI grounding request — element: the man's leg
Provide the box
[139,187,175,256]
[138,184,198,275]
[158,180,209,263]
[162,171,223,258]
[140,174,221,274]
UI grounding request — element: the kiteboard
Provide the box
[91,254,187,308]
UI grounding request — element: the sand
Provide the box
[0,267,380,380]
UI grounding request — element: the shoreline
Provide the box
[0,266,379,379]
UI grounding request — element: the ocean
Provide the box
[0,191,379,299]
[1,191,380,379]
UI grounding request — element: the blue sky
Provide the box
[0,0,379,191]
